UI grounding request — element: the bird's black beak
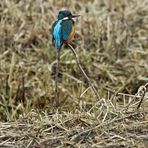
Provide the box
[72,14,80,18]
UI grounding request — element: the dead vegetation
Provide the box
[0,0,148,147]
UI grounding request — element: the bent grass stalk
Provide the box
[54,44,100,107]
[67,44,100,100]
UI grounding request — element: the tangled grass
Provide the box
[0,0,148,147]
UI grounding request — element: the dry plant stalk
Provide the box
[67,44,100,100]
[54,49,61,107]
[137,83,148,110]
[8,52,16,100]
[125,83,148,111]
[54,44,100,106]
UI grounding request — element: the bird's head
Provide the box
[57,10,80,20]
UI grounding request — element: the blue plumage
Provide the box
[52,10,80,50]
[52,19,73,49]
[53,20,63,49]
[62,20,73,41]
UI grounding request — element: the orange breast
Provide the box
[65,24,75,44]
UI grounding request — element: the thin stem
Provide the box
[54,49,60,106]
[67,44,100,100]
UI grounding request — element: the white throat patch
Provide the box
[63,17,69,20]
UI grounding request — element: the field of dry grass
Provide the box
[0,0,148,147]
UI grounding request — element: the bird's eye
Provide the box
[68,13,72,17]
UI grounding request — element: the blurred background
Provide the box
[0,0,148,120]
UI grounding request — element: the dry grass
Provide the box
[0,0,148,147]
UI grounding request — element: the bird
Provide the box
[52,10,80,49]
[52,10,80,106]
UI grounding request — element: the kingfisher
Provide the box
[52,10,80,49]
[52,10,80,106]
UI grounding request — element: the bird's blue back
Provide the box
[53,20,63,49]
[52,19,73,49]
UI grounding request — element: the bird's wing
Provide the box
[61,19,73,41]
[52,21,58,43]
